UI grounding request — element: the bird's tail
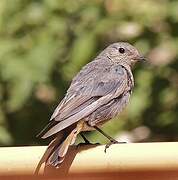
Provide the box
[46,128,78,167]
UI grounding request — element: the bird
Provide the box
[37,42,146,167]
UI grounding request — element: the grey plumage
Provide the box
[37,42,145,167]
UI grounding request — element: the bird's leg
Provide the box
[94,126,126,153]
[80,133,91,144]
[77,133,100,147]
[94,126,117,142]
[77,133,91,148]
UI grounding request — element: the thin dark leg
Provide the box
[94,126,126,153]
[94,126,117,142]
[80,133,91,144]
[77,133,100,147]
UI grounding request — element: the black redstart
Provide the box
[37,42,146,167]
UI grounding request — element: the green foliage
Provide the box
[0,0,178,145]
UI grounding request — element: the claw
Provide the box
[104,140,127,153]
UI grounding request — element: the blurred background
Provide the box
[0,0,178,146]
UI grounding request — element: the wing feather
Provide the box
[42,80,127,138]
[40,59,129,138]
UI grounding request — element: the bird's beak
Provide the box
[133,55,147,62]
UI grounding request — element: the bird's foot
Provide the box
[104,140,127,153]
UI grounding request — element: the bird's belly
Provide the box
[84,92,130,128]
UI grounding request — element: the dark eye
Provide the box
[119,47,125,54]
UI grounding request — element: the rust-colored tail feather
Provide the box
[46,128,78,167]
[35,127,78,174]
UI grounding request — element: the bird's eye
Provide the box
[118,47,125,54]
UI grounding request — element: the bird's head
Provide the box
[105,42,146,66]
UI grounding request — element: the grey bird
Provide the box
[37,42,146,167]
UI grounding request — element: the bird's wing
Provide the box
[40,61,129,138]
[50,59,111,121]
